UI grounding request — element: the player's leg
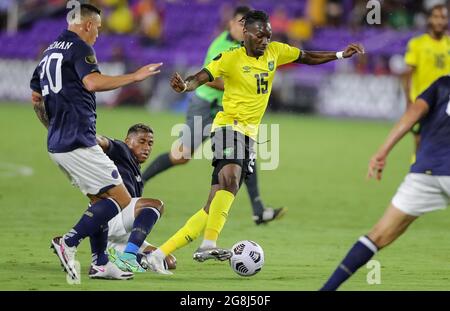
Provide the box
[147,185,218,274]
[63,183,131,248]
[321,173,447,290]
[320,204,416,291]
[141,244,177,270]
[244,166,287,225]
[49,146,132,281]
[115,198,164,272]
[87,221,133,280]
[193,129,248,262]
[141,95,211,182]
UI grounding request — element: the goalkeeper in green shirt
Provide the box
[142,6,286,225]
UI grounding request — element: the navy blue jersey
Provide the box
[30,30,100,153]
[411,76,450,175]
[106,139,143,197]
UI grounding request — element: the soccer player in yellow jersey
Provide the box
[404,4,450,152]
[145,10,364,273]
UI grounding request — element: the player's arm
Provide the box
[96,135,110,152]
[205,78,224,91]
[297,43,364,65]
[401,65,416,108]
[170,70,211,93]
[31,91,49,129]
[367,98,429,180]
[82,63,162,92]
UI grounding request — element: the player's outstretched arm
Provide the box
[298,43,365,65]
[206,78,224,91]
[170,70,211,93]
[83,63,163,92]
[367,98,429,180]
[96,135,110,152]
[401,65,416,108]
[31,91,49,129]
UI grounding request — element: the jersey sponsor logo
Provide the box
[85,55,98,64]
[111,169,119,179]
[242,66,251,73]
[213,53,222,61]
[136,175,142,182]
[268,61,274,71]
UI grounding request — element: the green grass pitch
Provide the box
[0,103,449,290]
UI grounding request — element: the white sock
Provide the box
[200,239,216,249]
[153,248,166,261]
[262,208,275,221]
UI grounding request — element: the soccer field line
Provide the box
[0,162,34,178]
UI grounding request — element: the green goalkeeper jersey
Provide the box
[195,31,239,106]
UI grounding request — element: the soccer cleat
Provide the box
[89,261,134,280]
[143,253,173,275]
[50,236,79,282]
[193,247,232,262]
[253,207,287,225]
[114,251,146,273]
[107,247,119,264]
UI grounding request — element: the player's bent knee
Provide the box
[107,184,132,209]
[136,198,164,217]
[219,175,240,194]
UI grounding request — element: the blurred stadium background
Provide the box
[2,0,442,117]
[1,0,450,291]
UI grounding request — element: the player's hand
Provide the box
[133,63,163,82]
[343,43,365,58]
[31,91,43,104]
[170,72,188,93]
[367,152,387,181]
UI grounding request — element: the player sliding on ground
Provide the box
[145,10,364,274]
[321,76,450,290]
[95,124,176,273]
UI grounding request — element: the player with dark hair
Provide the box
[142,6,285,225]
[95,124,175,274]
[145,10,364,273]
[30,4,162,281]
[403,4,450,155]
[321,75,450,290]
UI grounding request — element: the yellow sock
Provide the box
[160,208,208,255]
[204,190,235,241]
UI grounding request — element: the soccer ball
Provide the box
[229,240,264,277]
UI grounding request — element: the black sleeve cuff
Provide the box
[202,68,214,82]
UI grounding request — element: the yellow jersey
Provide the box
[404,33,450,101]
[204,41,301,140]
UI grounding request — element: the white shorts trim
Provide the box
[391,173,450,216]
[49,145,122,195]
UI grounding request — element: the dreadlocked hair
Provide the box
[239,10,269,27]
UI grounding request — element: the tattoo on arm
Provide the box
[33,100,49,129]
[96,135,109,151]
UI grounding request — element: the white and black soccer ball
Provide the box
[229,240,264,277]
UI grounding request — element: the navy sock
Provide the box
[90,224,109,266]
[64,199,120,248]
[124,207,160,255]
[142,153,173,182]
[244,168,264,217]
[320,236,378,291]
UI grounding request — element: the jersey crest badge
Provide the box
[85,55,97,64]
[268,61,274,71]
